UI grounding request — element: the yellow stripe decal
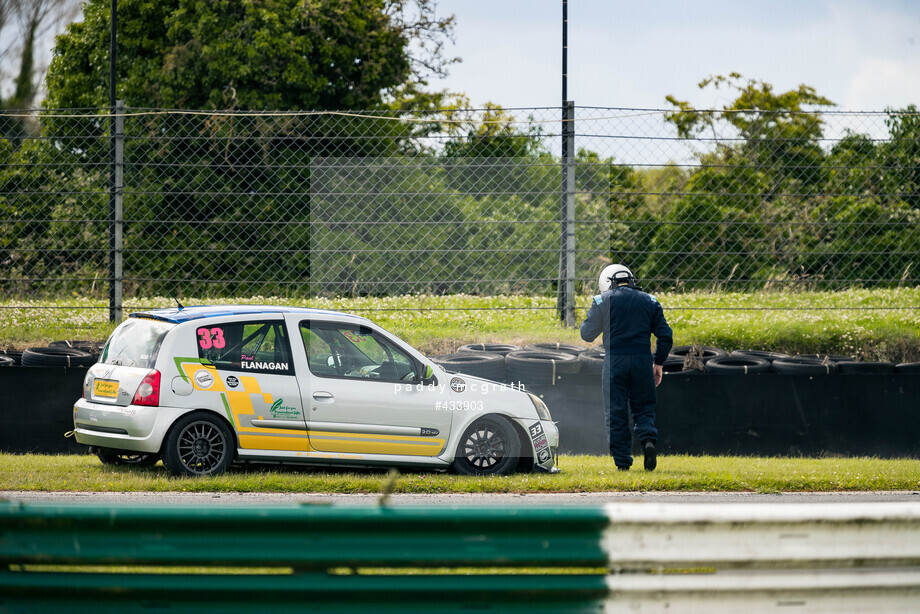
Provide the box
[309,434,443,447]
[239,434,309,451]
[311,439,444,456]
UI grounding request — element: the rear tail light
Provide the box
[132,370,160,406]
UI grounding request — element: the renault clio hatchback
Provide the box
[73,306,558,477]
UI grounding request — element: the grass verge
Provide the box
[2,453,919,494]
[2,289,919,361]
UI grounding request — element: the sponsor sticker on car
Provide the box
[93,379,119,398]
[194,369,214,390]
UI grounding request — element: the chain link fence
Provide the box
[1,104,918,313]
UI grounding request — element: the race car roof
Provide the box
[130,304,369,324]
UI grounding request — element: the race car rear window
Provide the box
[100,318,175,370]
[197,320,294,375]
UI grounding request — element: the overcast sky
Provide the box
[428,0,920,111]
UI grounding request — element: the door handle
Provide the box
[312,391,334,402]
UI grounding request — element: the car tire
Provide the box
[431,352,506,380]
[0,350,22,365]
[772,358,838,374]
[451,416,521,476]
[835,361,895,375]
[506,350,581,385]
[163,412,235,477]
[21,346,96,367]
[523,343,587,356]
[96,448,160,467]
[795,354,853,363]
[578,348,605,374]
[730,350,791,362]
[50,340,101,358]
[458,343,521,356]
[704,355,771,374]
[669,345,729,363]
[0,356,13,367]
[663,356,701,374]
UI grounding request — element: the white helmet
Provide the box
[599,264,633,292]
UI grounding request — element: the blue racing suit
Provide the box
[580,285,673,468]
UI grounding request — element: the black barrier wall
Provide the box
[0,367,918,458]
[531,372,920,458]
[1,367,85,453]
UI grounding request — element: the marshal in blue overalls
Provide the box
[580,265,673,471]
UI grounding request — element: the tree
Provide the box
[1,0,80,146]
[2,0,81,107]
[652,74,837,287]
[45,0,457,111]
[665,73,834,188]
[881,105,920,209]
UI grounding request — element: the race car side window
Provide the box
[301,321,417,383]
[197,320,294,375]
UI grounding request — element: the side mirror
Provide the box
[419,363,437,386]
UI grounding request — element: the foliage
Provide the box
[44,0,456,111]
[651,74,920,288]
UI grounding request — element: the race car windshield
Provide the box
[100,318,175,369]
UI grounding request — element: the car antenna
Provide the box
[173,296,184,310]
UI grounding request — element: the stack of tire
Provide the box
[701,350,904,375]
[17,340,99,368]
[665,345,729,374]
[505,344,586,385]
[430,343,520,381]
[431,342,593,385]
[431,341,917,381]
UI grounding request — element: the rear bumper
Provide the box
[72,399,184,454]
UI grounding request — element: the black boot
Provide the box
[642,440,657,471]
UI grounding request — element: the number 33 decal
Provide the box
[197,327,226,349]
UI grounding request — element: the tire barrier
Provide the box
[772,357,838,374]
[730,349,791,362]
[430,352,506,381]
[669,345,729,363]
[1,501,919,612]
[704,355,772,374]
[836,361,896,375]
[523,343,588,356]
[457,343,521,356]
[21,346,96,368]
[2,363,919,456]
[577,348,605,374]
[895,362,920,374]
[0,356,13,367]
[506,350,580,385]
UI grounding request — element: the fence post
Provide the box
[109,100,124,322]
[558,101,576,326]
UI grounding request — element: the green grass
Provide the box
[2,289,919,361]
[2,453,918,494]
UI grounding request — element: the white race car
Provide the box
[73,305,558,477]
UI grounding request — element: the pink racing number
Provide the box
[210,327,226,349]
[197,328,212,349]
